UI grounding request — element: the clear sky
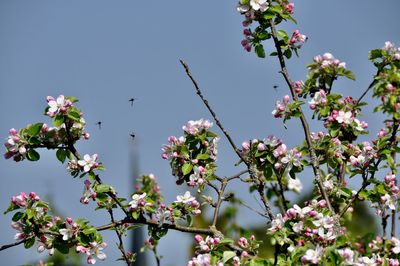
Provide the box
[1,1,399,265]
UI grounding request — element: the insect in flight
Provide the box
[129,98,137,106]
[130,132,135,139]
[96,121,102,130]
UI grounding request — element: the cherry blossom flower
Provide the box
[78,154,99,173]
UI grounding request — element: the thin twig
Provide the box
[108,209,131,265]
[180,60,275,221]
[212,178,228,227]
[179,60,243,161]
[237,199,269,218]
[356,69,381,103]
[268,19,334,214]
[226,169,248,182]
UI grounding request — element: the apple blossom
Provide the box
[78,154,99,173]
[46,95,72,117]
[129,192,147,210]
[288,177,303,193]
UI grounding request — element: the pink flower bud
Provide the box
[194,235,203,242]
[241,141,250,150]
[283,95,290,103]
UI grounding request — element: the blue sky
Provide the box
[1,1,399,265]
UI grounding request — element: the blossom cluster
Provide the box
[67,154,101,177]
[80,180,97,204]
[173,191,201,216]
[6,192,107,264]
[241,136,303,181]
[272,95,290,118]
[289,29,307,49]
[313,53,346,69]
[162,119,219,190]
[4,95,89,162]
[271,95,304,122]
[236,0,299,57]
[46,95,73,117]
[365,172,400,216]
[188,235,259,266]
[348,141,377,169]
[382,41,400,61]
[302,53,355,97]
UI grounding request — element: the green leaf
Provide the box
[12,211,25,222]
[368,49,382,60]
[67,110,81,122]
[196,153,209,160]
[96,184,111,193]
[255,44,265,58]
[54,243,70,254]
[257,31,270,40]
[83,227,98,235]
[26,149,40,161]
[277,30,288,41]
[182,163,193,175]
[4,203,19,214]
[223,251,236,263]
[56,149,67,163]
[132,211,140,220]
[263,11,275,20]
[66,96,79,103]
[53,113,64,127]
[284,49,292,59]
[27,123,43,137]
[24,237,35,249]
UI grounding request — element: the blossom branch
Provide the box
[268,19,334,214]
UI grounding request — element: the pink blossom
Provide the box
[289,30,307,49]
[182,119,213,135]
[285,3,294,13]
[11,192,28,207]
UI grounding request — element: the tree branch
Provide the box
[0,239,25,251]
[268,19,334,215]
[180,59,275,221]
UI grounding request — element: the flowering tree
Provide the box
[2,0,400,265]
